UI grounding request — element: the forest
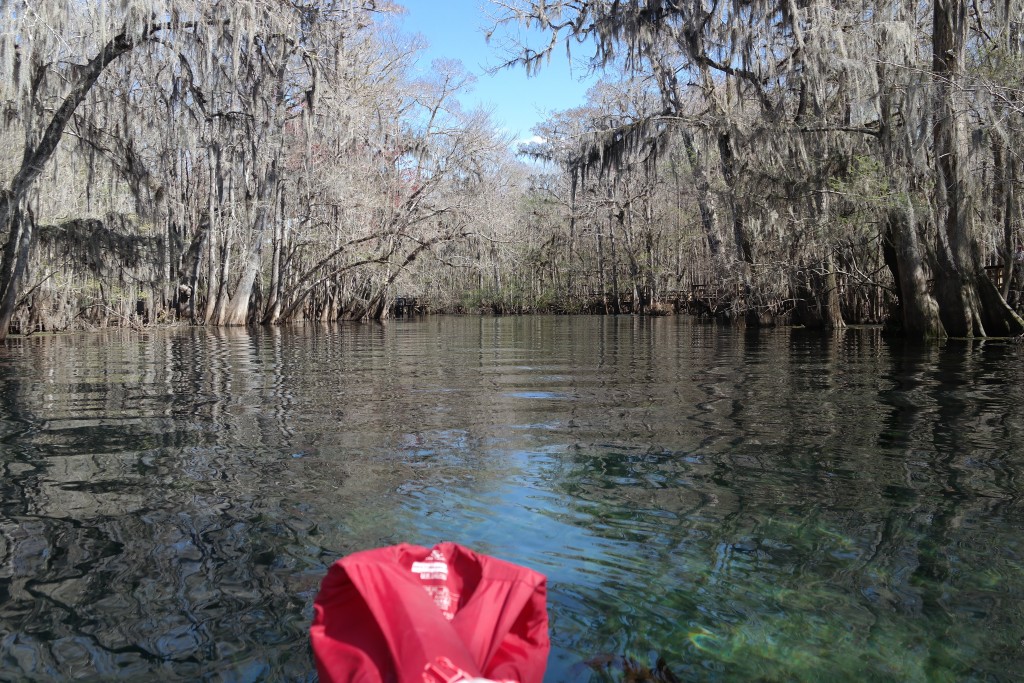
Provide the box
[0,0,1022,341]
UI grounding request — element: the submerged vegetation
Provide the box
[0,1,1022,340]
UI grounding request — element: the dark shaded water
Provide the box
[1,316,1023,681]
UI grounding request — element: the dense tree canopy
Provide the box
[493,0,1024,338]
[0,0,515,339]
[0,1,1022,340]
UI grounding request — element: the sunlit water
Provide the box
[1,316,1023,681]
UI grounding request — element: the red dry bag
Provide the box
[310,542,550,683]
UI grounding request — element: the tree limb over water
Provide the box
[3,1,1024,336]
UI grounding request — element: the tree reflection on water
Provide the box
[0,319,1022,681]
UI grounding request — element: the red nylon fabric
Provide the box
[310,542,550,683]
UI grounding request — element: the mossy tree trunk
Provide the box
[931,0,1023,337]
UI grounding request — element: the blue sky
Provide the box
[394,0,598,143]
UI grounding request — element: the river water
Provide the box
[0,316,1022,681]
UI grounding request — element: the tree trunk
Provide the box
[223,160,277,326]
[999,17,1022,306]
[221,220,264,326]
[211,236,232,325]
[931,0,978,336]
[187,224,206,322]
[717,131,754,268]
[0,198,32,338]
[810,192,845,330]
[608,209,621,314]
[679,131,725,274]
[1006,146,1022,308]
[203,145,222,323]
[931,0,1023,337]
[824,252,844,331]
[210,170,235,326]
[263,184,286,324]
[596,216,608,314]
[876,55,945,340]
[884,204,944,339]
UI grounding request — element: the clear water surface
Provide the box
[0,316,1022,681]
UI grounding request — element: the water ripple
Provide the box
[0,321,1023,680]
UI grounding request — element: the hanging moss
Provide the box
[36,215,162,283]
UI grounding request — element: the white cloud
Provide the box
[516,135,547,146]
